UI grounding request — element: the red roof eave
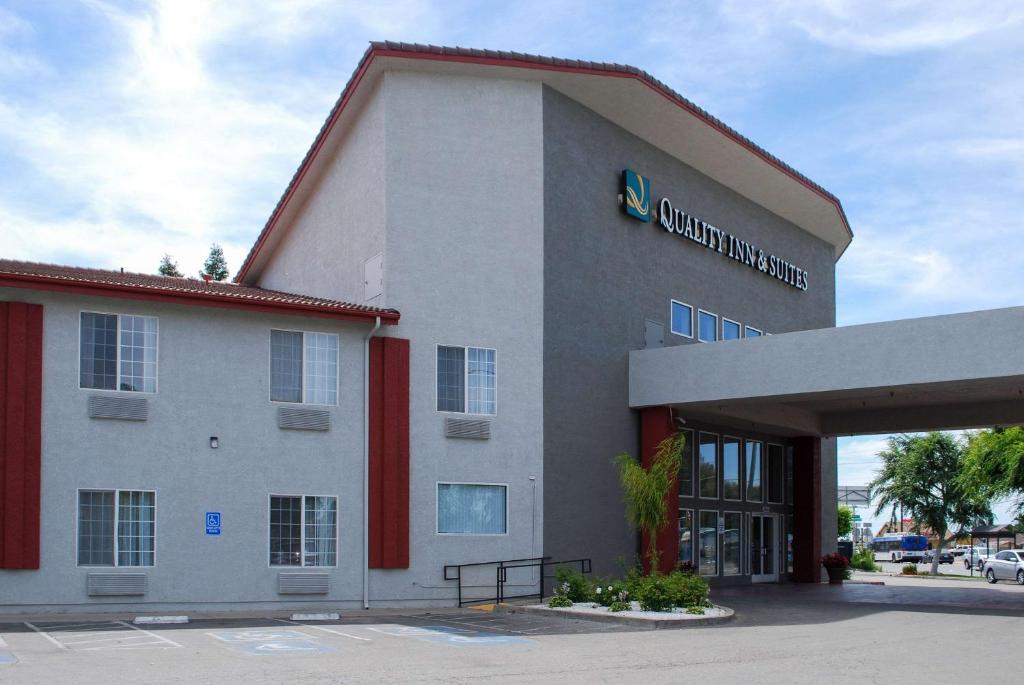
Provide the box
[0,272,400,325]
[235,42,852,283]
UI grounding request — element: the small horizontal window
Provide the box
[670,300,693,338]
[745,326,763,338]
[437,483,507,534]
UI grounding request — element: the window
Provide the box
[698,310,718,342]
[269,495,337,566]
[77,490,155,567]
[436,346,496,415]
[699,433,718,498]
[270,330,338,405]
[80,313,158,392]
[745,326,762,338]
[437,483,507,534]
[679,509,694,567]
[723,512,742,575]
[722,318,741,341]
[699,511,718,576]
[786,515,794,574]
[670,300,693,338]
[767,444,784,504]
[678,429,694,498]
[746,440,763,502]
[722,436,741,500]
[785,446,794,504]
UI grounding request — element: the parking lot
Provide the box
[2,578,1023,685]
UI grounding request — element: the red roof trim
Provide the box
[236,43,852,282]
[0,272,399,325]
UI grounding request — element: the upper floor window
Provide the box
[670,300,693,338]
[77,489,155,567]
[80,312,158,393]
[722,318,741,341]
[698,310,718,343]
[436,345,496,415]
[270,330,339,405]
[745,326,763,338]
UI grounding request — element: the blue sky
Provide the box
[2,1,1022,526]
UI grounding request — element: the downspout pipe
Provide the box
[363,316,381,609]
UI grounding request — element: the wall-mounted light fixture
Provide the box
[210,436,219,449]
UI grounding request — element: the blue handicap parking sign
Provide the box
[205,512,221,536]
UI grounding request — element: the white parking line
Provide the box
[271,618,371,642]
[0,636,6,648]
[115,621,183,648]
[23,622,67,650]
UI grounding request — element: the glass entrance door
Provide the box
[750,514,779,583]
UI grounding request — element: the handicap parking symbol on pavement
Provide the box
[205,512,221,536]
[240,640,332,656]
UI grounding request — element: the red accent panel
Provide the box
[368,337,410,569]
[639,407,678,575]
[0,301,43,570]
[791,436,823,583]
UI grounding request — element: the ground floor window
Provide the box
[786,515,794,574]
[77,489,155,567]
[269,495,337,567]
[698,511,718,576]
[679,509,694,567]
[723,512,743,575]
[437,483,507,535]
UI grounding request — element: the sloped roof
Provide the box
[0,259,399,324]
[236,41,852,283]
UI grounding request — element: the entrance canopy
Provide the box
[629,307,1024,437]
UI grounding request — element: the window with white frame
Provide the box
[722,318,741,341]
[670,300,693,338]
[437,483,507,534]
[80,313,158,392]
[77,489,155,567]
[270,330,339,405]
[745,326,763,338]
[436,345,496,415]
[269,495,337,567]
[698,310,718,342]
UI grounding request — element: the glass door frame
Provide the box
[750,513,780,583]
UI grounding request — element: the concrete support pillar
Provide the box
[792,436,822,582]
[639,407,678,575]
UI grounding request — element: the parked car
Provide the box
[982,550,1024,584]
[921,550,954,565]
[963,548,991,570]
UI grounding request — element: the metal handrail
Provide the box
[443,556,591,607]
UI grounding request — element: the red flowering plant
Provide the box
[820,552,850,569]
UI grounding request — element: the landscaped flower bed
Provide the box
[544,567,718,616]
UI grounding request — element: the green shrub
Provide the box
[685,605,705,615]
[592,577,630,607]
[633,570,711,612]
[608,601,631,612]
[554,566,592,602]
[548,595,573,608]
[850,546,879,572]
[902,563,918,575]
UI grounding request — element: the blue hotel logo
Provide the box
[622,169,651,222]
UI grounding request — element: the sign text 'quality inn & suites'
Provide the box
[622,169,809,292]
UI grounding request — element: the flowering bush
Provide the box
[548,595,573,608]
[592,578,630,607]
[554,567,593,602]
[820,552,850,569]
[632,571,711,612]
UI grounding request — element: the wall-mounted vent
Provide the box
[445,417,491,440]
[87,573,147,596]
[278,406,330,431]
[644,319,665,349]
[278,572,330,595]
[88,395,148,421]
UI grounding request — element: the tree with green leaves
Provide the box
[837,505,853,538]
[200,243,229,281]
[615,432,683,575]
[871,433,991,576]
[962,427,1024,518]
[157,254,183,277]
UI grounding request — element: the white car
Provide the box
[963,548,990,570]
[982,550,1024,585]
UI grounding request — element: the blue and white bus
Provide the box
[872,534,928,563]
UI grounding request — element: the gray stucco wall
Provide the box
[541,86,837,576]
[374,71,546,600]
[0,287,375,612]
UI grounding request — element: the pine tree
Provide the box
[200,243,229,281]
[157,254,183,277]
